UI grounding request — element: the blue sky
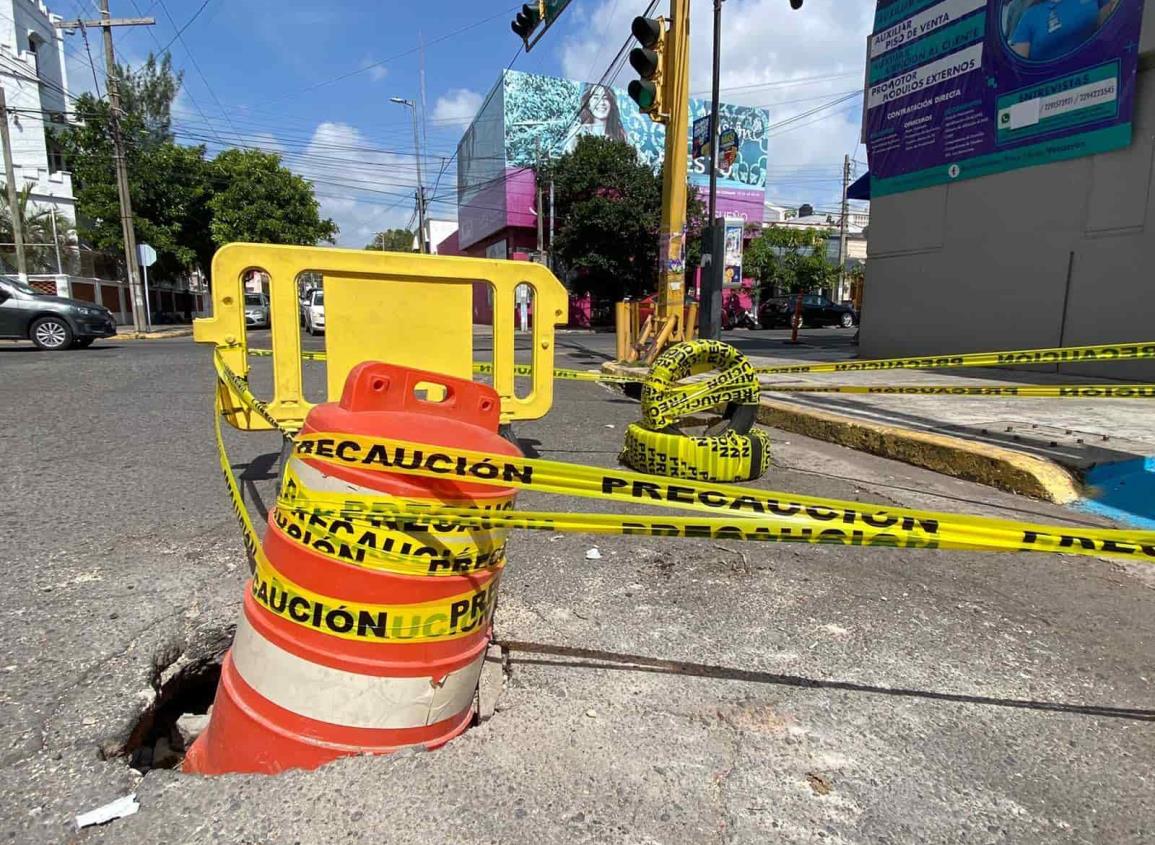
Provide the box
[61,0,873,247]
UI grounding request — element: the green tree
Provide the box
[57,53,217,278]
[208,149,337,247]
[59,53,334,281]
[57,92,215,279]
[744,225,835,295]
[547,137,660,299]
[546,136,706,300]
[366,229,414,251]
[0,184,73,274]
[114,52,183,144]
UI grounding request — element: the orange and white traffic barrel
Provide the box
[184,363,518,775]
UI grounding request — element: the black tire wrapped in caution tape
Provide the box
[640,340,760,430]
[621,423,771,482]
[623,340,769,482]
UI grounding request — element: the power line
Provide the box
[153,0,242,137]
[690,71,861,97]
[269,5,523,105]
[156,0,212,53]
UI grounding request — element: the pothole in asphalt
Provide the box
[116,631,230,773]
[112,632,508,773]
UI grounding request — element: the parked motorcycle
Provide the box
[722,301,759,330]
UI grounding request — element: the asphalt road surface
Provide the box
[1,331,1152,844]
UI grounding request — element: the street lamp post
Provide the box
[390,97,427,254]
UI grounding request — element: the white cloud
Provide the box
[287,122,420,248]
[556,0,874,210]
[431,88,484,128]
[361,58,389,82]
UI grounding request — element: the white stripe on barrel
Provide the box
[231,613,485,729]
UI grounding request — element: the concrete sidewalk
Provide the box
[112,325,195,341]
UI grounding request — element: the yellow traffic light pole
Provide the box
[655,0,690,330]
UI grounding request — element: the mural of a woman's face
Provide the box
[587,86,612,121]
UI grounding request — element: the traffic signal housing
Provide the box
[511,2,544,41]
[628,15,667,123]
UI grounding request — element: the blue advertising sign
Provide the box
[692,114,711,159]
[866,0,1144,197]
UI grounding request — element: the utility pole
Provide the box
[391,97,427,253]
[655,0,690,326]
[706,0,722,225]
[535,139,544,258]
[57,5,155,332]
[548,178,555,270]
[0,89,28,281]
[837,153,851,302]
[698,0,725,340]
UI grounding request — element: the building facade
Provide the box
[0,0,74,230]
[455,69,770,261]
[862,1,1154,379]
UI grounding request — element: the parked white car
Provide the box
[301,288,325,335]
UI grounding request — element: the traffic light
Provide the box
[511,2,543,42]
[627,15,667,122]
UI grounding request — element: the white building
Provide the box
[0,0,74,228]
[420,219,458,254]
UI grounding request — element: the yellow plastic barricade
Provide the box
[194,244,568,430]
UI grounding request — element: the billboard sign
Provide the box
[692,114,711,159]
[501,70,768,222]
[723,218,745,288]
[866,0,1144,197]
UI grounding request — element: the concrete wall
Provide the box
[862,5,1155,381]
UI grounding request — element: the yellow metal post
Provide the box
[615,301,630,362]
[656,0,690,325]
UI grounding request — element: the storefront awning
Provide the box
[847,171,870,201]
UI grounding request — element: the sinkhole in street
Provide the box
[118,640,227,773]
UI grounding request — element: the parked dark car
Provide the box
[758,294,857,329]
[0,277,117,350]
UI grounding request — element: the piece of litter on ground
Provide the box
[585,548,603,560]
[806,773,832,796]
[604,424,615,429]
[585,709,597,718]
[76,795,139,829]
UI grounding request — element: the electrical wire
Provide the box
[156,0,213,54]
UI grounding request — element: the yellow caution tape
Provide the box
[246,348,638,385]
[641,340,760,430]
[214,349,1155,570]
[471,360,639,385]
[247,341,1155,392]
[624,341,767,482]
[621,423,771,482]
[764,383,1155,398]
[212,351,503,642]
[275,463,508,577]
[289,430,1155,564]
[249,552,499,644]
[755,341,1155,375]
